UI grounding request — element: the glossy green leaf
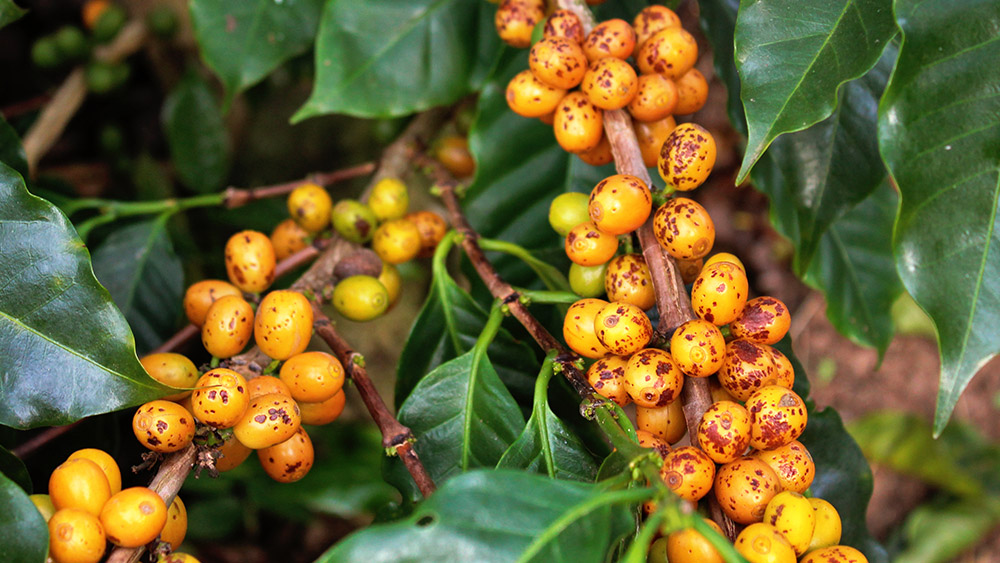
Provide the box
[894,500,1000,563]
[316,469,636,563]
[878,0,1000,435]
[190,0,324,107]
[0,0,25,30]
[92,218,183,355]
[0,472,46,563]
[162,72,230,193]
[699,0,746,134]
[498,355,598,482]
[293,0,501,121]
[0,165,169,429]
[0,445,30,493]
[0,115,27,177]
[734,0,896,183]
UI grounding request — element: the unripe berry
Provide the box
[215,434,253,472]
[653,197,715,260]
[333,275,390,321]
[548,192,591,237]
[594,302,653,356]
[569,262,608,298]
[658,123,717,191]
[331,199,378,243]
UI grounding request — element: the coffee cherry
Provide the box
[258,427,314,483]
[191,369,250,429]
[406,210,449,258]
[54,26,89,61]
[636,399,687,444]
[543,10,584,43]
[734,522,796,563]
[378,261,402,305]
[100,487,167,548]
[717,339,779,401]
[660,446,715,501]
[247,375,292,398]
[658,123,717,192]
[564,220,618,266]
[563,298,610,359]
[146,5,179,39]
[636,27,698,79]
[801,546,867,563]
[333,275,389,321]
[634,115,677,167]
[66,449,121,495]
[530,37,588,89]
[588,174,652,235]
[201,295,254,358]
[670,318,725,377]
[576,134,614,166]
[704,251,745,272]
[133,400,196,453]
[627,73,678,122]
[49,458,111,517]
[753,440,815,494]
[183,279,242,327]
[92,3,126,43]
[160,554,202,563]
[368,177,410,222]
[331,199,378,243]
[553,91,604,153]
[280,351,345,403]
[287,183,332,233]
[29,493,54,522]
[765,491,815,555]
[595,302,653,356]
[494,0,544,48]
[581,58,638,110]
[582,19,636,61]
[270,218,310,261]
[586,354,631,406]
[624,348,683,407]
[225,231,276,293]
[807,499,843,552]
[731,296,792,345]
[604,254,655,310]
[548,192,591,237]
[31,37,62,69]
[746,385,807,450]
[254,290,313,360]
[570,262,608,298]
[635,429,671,459]
[373,218,422,264]
[674,68,709,114]
[709,375,739,403]
[216,433,254,472]
[691,261,748,326]
[234,393,302,449]
[48,508,106,563]
[768,346,796,389]
[677,257,704,284]
[140,353,199,401]
[632,6,681,55]
[299,390,347,426]
[160,496,187,549]
[434,135,476,178]
[506,70,567,118]
[714,457,782,524]
[653,197,715,260]
[697,400,751,464]
[665,519,724,563]
[82,0,110,30]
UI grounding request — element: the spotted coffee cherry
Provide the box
[594,302,653,356]
[690,261,748,326]
[565,220,619,266]
[529,37,588,89]
[258,426,314,483]
[586,354,630,406]
[627,73,678,122]
[634,115,677,167]
[660,446,715,502]
[506,69,566,118]
[658,123,717,192]
[717,339,779,402]
[632,5,681,55]
[752,439,815,494]
[636,27,698,79]
[746,385,807,450]
[801,546,868,563]
[588,174,652,235]
[543,9,585,43]
[734,522,796,563]
[604,254,655,311]
[190,368,250,429]
[581,18,636,62]
[224,230,276,293]
[576,135,614,166]
[730,296,792,345]
[183,279,241,327]
[581,57,638,110]
[636,399,687,444]
[764,491,816,556]
[494,0,544,48]
[563,298,610,359]
[624,348,683,408]
[674,68,709,114]
[664,518,724,563]
[669,319,725,377]
[635,429,671,459]
[233,393,302,449]
[714,457,782,524]
[553,91,604,153]
[270,218,310,261]
[696,400,751,464]
[768,346,796,390]
[806,499,843,552]
[132,400,196,453]
[653,197,715,260]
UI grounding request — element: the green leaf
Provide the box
[877,0,1000,435]
[189,0,324,107]
[0,164,169,429]
[699,0,746,134]
[0,0,25,30]
[734,0,896,183]
[0,115,27,177]
[498,354,598,482]
[316,469,636,563]
[92,218,183,356]
[0,445,30,493]
[293,0,501,121]
[894,500,1000,563]
[0,471,47,563]
[162,72,230,193]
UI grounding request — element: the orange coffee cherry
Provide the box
[635,429,671,459]
[677,257,704,284]
[160,496,187,549]
[714,457,782,524]
[746,385,807,450]
[697,400,752,464]
[627,73,678,122]
[553,91,604,153]
[132,400,196,453]
[233,392,302,449]
[768,347,796,389]
[298,390,347,426]
[801,546,868,563]
[581,57,638,110]
[270,218,310,261]
[660,446,715,502]
[636,27,698,79]
[577,134,614,166]
[190,368,250,429]
[588,174,652,235]
[49,458,111,516]
[665,519,724,563]
[215,433,254,472]
[372,218,422,265]
[730,296,792,345]
[582,19,636,61]
[201,294,254,358]
[717,339,779,402]
[258,427,314,483]
[674,68,709,114]
[594,302,653,356]
[565,220,619,266]
[704,251,745,272]
[586,354,631,406]
[494,0,544,48]
[735,522,796,563]
[543,9,584,43]
[406,210,449,258]
[280,351,345,403]
[247,375,292,398]
[690,261,748,326]
[506,69,566,118]
[183,279,241,327]
[604,254,655,311]
[434,135,476,178]
[653,197,715,260]
[709,375,739,403]
[254,289,314,361]
[66,448,121,495]
[225,230,276,293]
[636,399,687,444]
[530,37,588,90]
[563,298,610,359]
[624,348,684,408]
[634,115,678,168]
[670,318,726,377]
[632,5,681,55]
[100,487,167,548]
[140,352,199,401]
[753,440,815,494]
[658,123,717,191]
[48,508,106,563]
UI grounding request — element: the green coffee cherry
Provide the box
[569,262,607,298]
[86,60,129,94]
[146,5,178,39]
[331,199,378,243]
[332,276,389,322]
[53,26,90,61]
[548,192,590,237]
[92,4,127,44]
[31,37,62,69]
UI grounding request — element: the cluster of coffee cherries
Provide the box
[29,448,195,563]
[499,5,708,166]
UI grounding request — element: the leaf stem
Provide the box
[621,507,667,563]
[515,288,581,305]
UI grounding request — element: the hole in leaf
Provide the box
[415,514,437,527]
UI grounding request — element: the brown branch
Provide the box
[311,305,436,497]
[221,162,377,209]
[1,95,50,119]
[11,423,81,458]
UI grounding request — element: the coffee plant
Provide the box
[0,0,996,561]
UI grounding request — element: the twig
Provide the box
[311,305,436,497]
[1,95,50,119]
[221,162,377,209]
[11,423,80,458]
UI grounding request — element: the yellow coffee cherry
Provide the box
[49,458,111,517]
[201,294,254,358]
[183,279,241,327]
[604,254,655,310]
[714,457,782,524]
[660,446,715,502]
[764,491,815,555]
[581,57,638,111]
[529,37,588,89]
[280,351,345,403]
[627,73,678,122]
[691,261,748,326]
[653,197,715,261]
[160,496,187,549]
[670,319,726,377]
[132,400,196,453]
[588,174,652,236]
[160,553,202,563]
[594,302,653,356]
[494,0,544,49]
[287,182,332,233]
[506,69,566,118]
[377,261,402,304]
[704,251,745,272]
[190,368,250,429]
[576,134,614,166]
[665,519,724,563]
[66,448,121,495]
[768,347,796,389]
[623,348,683,408]
[565,220,619,266]
[801,545,867,563]
[734,522,797,563]
[632,5,681,55]
[254,290,313,360]
[406,210,448,258]
[100,487,167,548]
[270,218,310,261]
[636,27,698,79]
[333,275,390,321]
[562,298,610,359]
[658,123,717,191]
[634,115,677,168]
[674,68,709,114]
[807,498,843,552]
[258,427,314,483]
[731,296,792,345]
[542,9,584,43]
[753,440,815,494]
[696,400,751,464]
[372,218,421,265]
[368,177,409,222]
[30,494,56,522]
[582,18,636,62]
[215,433,253,472]
[717,339,779,402]
[298,390,347,426]
[247,375,292,398]
[746,385,808,450]
[225,230,276,293]
[586,354,631,406]
[48,508,106,563]
[140,352,199,401]
[553,91,604,153]
[233,392,302,449]
[635,399,686,444]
